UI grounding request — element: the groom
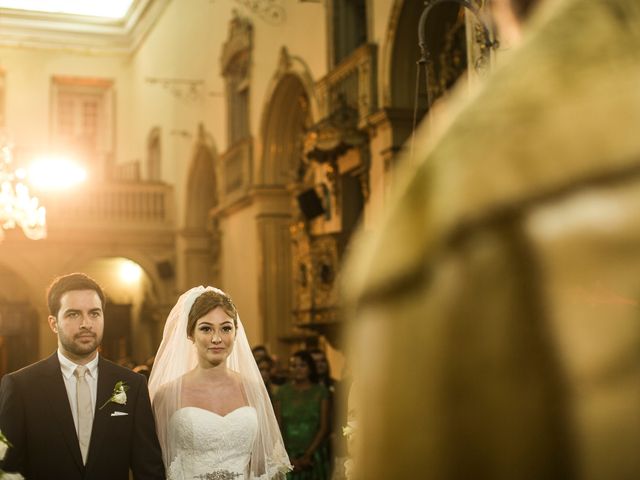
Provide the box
[0,273,165,479]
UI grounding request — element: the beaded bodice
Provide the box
[167,406,258,480]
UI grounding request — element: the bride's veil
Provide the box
[148,286,292,479]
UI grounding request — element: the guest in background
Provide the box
[309,348,338,473]
[275,350,330,480]
[257,355,278,401]
[309,348,336,393]
[251,345,269,363]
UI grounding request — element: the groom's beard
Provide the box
[59,330,102,357]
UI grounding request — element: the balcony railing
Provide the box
[41,181,174,230]
[316,43,378,127]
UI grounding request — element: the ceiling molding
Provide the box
[0,0,170,55]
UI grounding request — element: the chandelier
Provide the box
[0,143,46,241]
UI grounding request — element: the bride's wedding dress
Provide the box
[167,406,258,480]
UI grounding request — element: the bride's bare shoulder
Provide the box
[228,369,245,384]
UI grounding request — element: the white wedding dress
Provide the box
[167,406,258,480]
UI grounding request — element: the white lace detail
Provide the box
[167,406,258,480]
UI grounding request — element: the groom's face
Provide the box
[48,289,104,363]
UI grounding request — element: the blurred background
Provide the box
[0,0,496,379]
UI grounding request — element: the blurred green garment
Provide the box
[276,383,330,480]
[344,0,640,479]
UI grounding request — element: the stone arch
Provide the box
[254,57,314,358]
[62,254,159,364]
[0,263,40,375]
[257,47,318,186]
[261,75,309,185]
[59,248,164,296]
[179,125,220,289]
[381,0,465,110]
[184,126,218,230]
[0,256,48,306]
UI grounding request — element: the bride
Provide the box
[148,286,292,480]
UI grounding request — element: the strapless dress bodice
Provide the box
[167,406,258,480]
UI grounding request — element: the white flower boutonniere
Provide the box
[99,381,129,410]
[0,429,24,479]
[0,429,12,461]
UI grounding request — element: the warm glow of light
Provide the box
[1,143,46,241]
[28,156,87,190]
[0,0,134,19]
[119,260,142,284]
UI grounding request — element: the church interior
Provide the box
[0,0,478,376]
[3,0,640,479]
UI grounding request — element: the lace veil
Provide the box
[148,286,292,479]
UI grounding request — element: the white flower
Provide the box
[0,429,11,461]
[0,430,22,479]
[112,390,127,405]
[99,381,129,410]
[0,441,8,461]
[342,420,357,439]
[344,458,355,480]
[1,473,25,479]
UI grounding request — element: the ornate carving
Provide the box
[220,11,253,74]
[316,43,377,124]
[145,77,205,102]
[231,0,285,25]
[291,228,340,326]
[467,0,494,75]
[304,95,366,164]
[426,9,467,103]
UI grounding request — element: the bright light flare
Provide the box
[119,260,142,284]
[28,156,87,190]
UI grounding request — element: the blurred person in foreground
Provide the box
[343,0,640,479]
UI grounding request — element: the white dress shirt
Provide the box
[57,350,99,435]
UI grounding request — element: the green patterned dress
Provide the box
[276,382,330,480]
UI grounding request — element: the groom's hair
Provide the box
[47,272,106,317]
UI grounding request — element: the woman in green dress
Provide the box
[275,350,330,479]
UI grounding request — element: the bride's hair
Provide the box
[187,290,238,336]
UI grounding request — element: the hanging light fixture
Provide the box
[0,143,46,241]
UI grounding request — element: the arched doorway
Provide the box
[75,257,157,367]
[258,72,312,359]
[179,125,219,290]
[0,265,38,376]
[381,0,469,156]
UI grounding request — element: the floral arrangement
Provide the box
[99,380,129,410]
[0,430,24,480]
[341,420,357,480]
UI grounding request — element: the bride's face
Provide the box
[191,306,237,366]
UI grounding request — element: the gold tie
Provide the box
[74,365,93,464]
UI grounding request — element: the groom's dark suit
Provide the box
[0,353,165,480]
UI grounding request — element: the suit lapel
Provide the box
[40,353,84,471]
[85,357,116,471]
